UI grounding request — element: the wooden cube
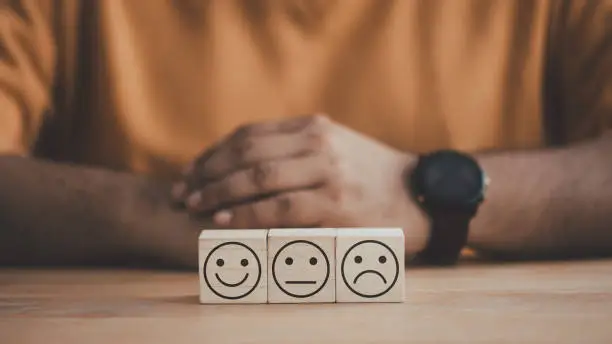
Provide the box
[267,228,337,303]
[198,229,268,304]
[335,228,405,303]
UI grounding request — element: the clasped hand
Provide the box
[171,114,422,234]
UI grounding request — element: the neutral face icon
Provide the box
[340,240,400,298]
[203,242,262,300]
[272,240,330,298]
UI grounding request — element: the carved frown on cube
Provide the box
[336,228,405,303]
[340,240,400,298]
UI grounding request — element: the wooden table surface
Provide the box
[1,259,612,344]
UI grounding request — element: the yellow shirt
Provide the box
[1,0,611,179]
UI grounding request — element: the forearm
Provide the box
[0,155,204,268]
[468,132,612,259]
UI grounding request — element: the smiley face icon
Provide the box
[340,240,400,298]
[202,241,262,300]
[271,240,331,298]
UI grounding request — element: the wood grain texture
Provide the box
[1,259,612,343]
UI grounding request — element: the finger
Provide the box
[186,154,330,213]
[194,114,329,179]
[231,114,326,137]
[211,189,331,228]
[171,182,189,203]
[174,114,328,201]
[196,132,322,182]
[171,132,309,203]
[171,138,227,202]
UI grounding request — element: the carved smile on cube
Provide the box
[341,240,399,298]
[215,271,249,287]
[272,240,331,298]
[203,242,262,300]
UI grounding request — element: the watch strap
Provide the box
[412,209,475,266]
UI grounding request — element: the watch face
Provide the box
[414,150,484,208]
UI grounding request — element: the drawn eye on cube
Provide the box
[335,228,405,303]
[267,228,336,303]
[198,230,268,304]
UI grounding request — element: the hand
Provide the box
[173,114,429,253]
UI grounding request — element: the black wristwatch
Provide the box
[407,149,489,266]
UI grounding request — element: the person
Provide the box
[0,0,611,269]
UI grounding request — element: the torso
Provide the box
[45,0,553,178]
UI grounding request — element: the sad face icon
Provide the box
[340,240,400,298]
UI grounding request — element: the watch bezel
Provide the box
[410,150,488,211]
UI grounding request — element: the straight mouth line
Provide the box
[285,281,317,285]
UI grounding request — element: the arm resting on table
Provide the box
[469,132,612,260]
[0,155,206,268]
[0,1,203,269]
[467,1,612,261]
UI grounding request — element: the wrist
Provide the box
[402,197,431,257]
[392,153,430,257]
[113,177,202,268]
[466,151,534,254]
